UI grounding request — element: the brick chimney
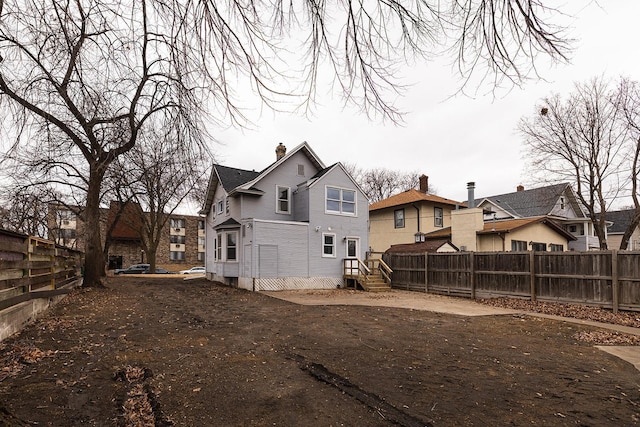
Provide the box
[419,174,429,193]
[517,185,524,192]
[275,143,286,160]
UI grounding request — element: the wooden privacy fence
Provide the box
[382,251,640,313]
[0,230,82,315]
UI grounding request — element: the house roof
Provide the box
[216,164,261,192]
[477,216,576,241]
[476,183,585,219]
[424,227,452,239]
[369,189,462,212]
[605,209,640,234]
[106,201,142,241]
[214,218,241,230]
[201,142,326,214]
[385,239,459,254]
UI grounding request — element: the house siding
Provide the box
[203,143,369,290]
[307,168,368,276]
[240,151,317,221]
[369,203,454,252]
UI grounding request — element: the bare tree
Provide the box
[344,163,426,202]
[0,184,55,237]
[616,78,640,249]
[107,116,209,273]
[520,77,630,249]
[0,0,571,286]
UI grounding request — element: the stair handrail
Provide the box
[343,258,370,279]
[377,258,393,283]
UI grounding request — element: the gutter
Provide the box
[412,203,420,233]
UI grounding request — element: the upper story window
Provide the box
[297,164,305,176]
[394,209,405,228]
[170,218,185,229]
[276,185,291,214]
[198,220,205,230]
[326,186,356,215]
[434,207,443,227]
[170,235,186,244]
[216,199,224,215]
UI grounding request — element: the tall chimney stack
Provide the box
[275,142,286,160]
[419,174,429,193]
[467,182,476,208]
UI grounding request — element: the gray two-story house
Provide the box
[201,142,369,291]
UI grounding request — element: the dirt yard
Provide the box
[1,276,640,426]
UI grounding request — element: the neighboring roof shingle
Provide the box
[369,189,462,211]
[477,183,579,218]
[605,209,639,234]
[478,216,575,240]
[385,239,458,253]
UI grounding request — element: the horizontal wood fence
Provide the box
[0,231,82,314]
[382,251,640,313]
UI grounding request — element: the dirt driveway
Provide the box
[1,277,640,426]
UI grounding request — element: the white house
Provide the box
[200,142,369,291]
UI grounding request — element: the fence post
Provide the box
[529,251,536,302]
[612,249,619,313]
[469,252,475,300]
[424,252,429,293]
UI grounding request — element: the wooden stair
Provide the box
[358,274,391,292]
[343,258,393,292]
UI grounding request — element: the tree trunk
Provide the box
[83,167,106,287]
[620,210,640,250]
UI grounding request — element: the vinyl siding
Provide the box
[252,220,309,277]
[307,167,369,277]
[239,151,319,221]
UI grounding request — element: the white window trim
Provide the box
[394,209,405,228]
[276,185,291,214]
[322,233,336,258]
[434,207,443,228]
[345,237,359,259]
[215,230,239,262]
[216,199,224,215]
[325,186,357,216]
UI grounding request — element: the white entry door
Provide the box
[345,237,360,276]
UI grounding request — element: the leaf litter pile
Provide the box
[479,297,640,345]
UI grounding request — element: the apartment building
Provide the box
[48,202,204,270]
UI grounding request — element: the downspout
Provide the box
[412,203,420,233]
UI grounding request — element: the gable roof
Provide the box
[201,142,327,214]
[477,216,576,241]
[369,189,462,212]
[385,238,459,254]
[476,183,585,219]
[216,164,261,192]
[233,142,325,194]
[605,209,640,234]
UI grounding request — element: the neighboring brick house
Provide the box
[48,202,204,270]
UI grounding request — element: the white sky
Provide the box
[209,2,640,205]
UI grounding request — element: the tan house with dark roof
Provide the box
[452,213,576,252]
[368,176,463,253]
